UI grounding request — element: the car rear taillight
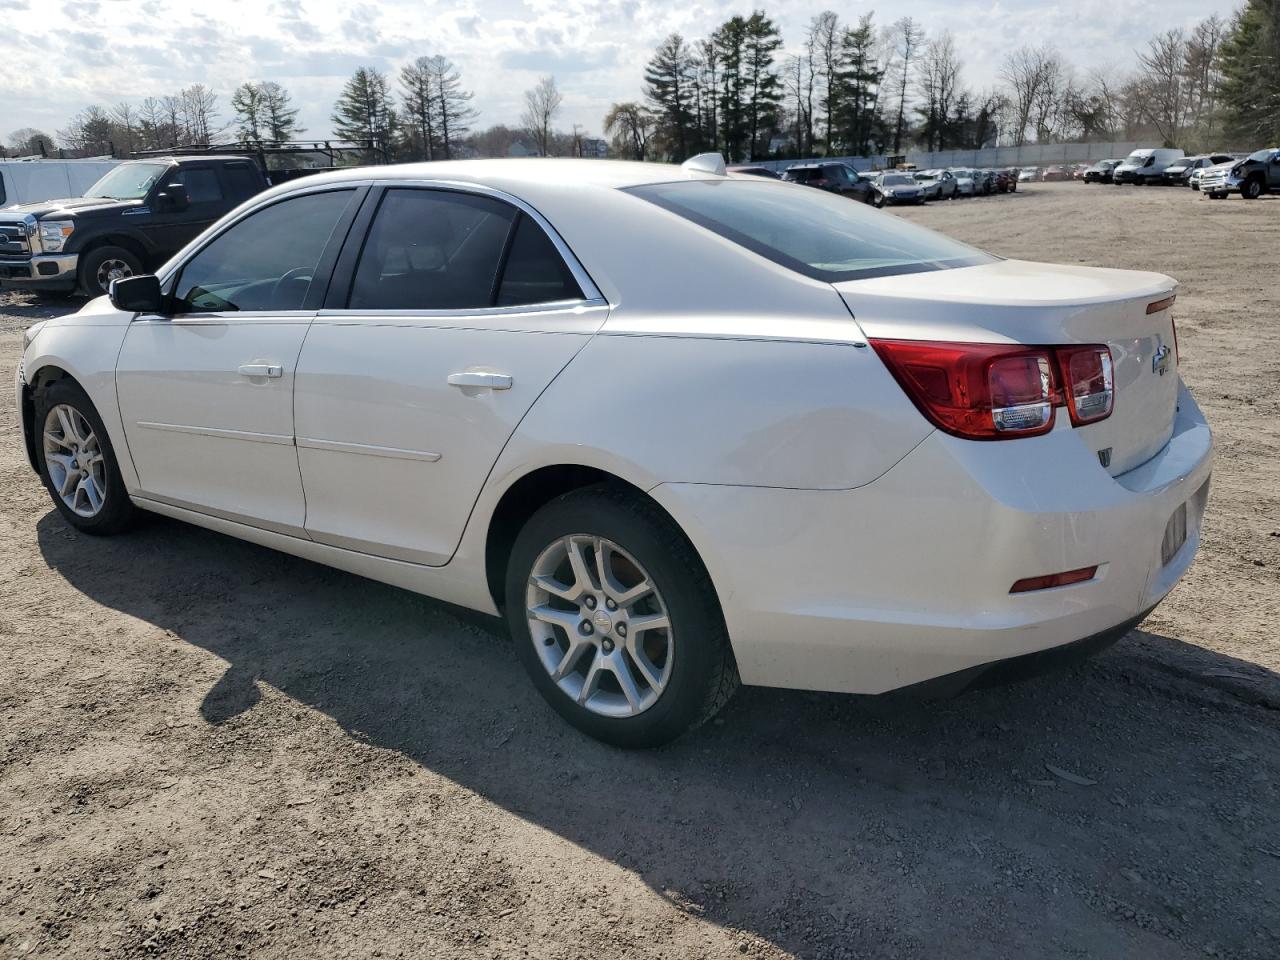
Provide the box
[869,339,1115,441]
[1056,345,1114,426]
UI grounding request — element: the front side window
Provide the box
[349,188,582,310]
[628,179,994,282]
[175,167,223,203]
[172,189,353,313]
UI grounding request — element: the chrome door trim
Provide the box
[135,420,294,445]
[295,436,442,463]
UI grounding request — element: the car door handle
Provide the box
[447,371,512,390]
[238,363,283,379]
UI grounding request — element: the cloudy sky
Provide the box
[3,0,1232,145]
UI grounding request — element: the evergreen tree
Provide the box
[400,57,440,160]
[645,33,699,161]
[1216,0,1280,142]
[231,82,265,140]
[834,14,881,155]
[260,82,303,140]
[742,12,784,160]
[332,67,397,155]
[427,56,477,159]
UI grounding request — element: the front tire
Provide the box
[505,485,738,748]
[34,378,138,535]
[78,245,143,299]
[1241,178,1263,200]
[872,193,885,208]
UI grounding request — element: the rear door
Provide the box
[294,184,607,565]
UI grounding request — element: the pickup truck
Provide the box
[1200,147,1280,200]
[0,156,267,298]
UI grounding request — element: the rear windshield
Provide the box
[627,179,995,282]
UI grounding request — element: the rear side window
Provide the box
[497,215,582,306]
[349,188,582,310]
[628,179,994,282]
[223,163,261,203]
[175,167,223,203]
[173,189,353,313]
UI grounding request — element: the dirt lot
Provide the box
[1,182,1278,960]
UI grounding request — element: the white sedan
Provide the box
[16,155,1212,746]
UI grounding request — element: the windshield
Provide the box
[1124,151,1153,163]
[882,175,912,186]
[627,179,995,282]
[84,162,169,200]
[1247,149,1274,162]
[1167,161,1190,170]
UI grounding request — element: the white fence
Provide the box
[756,141,1162,173]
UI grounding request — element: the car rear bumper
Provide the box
[0,253,79,290]
[653,380,1212,695]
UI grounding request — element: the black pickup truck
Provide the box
[0,156,267,298]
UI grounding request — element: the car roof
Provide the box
[287,158,723,193]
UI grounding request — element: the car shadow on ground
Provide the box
[0,292,83,322]
[36,511,1280,958]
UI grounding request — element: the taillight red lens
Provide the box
[870,339,1116,440]
[869,339,1058,439]
[1056,345,1114,426]
[1010,565,1098,593]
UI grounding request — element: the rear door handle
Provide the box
[447,371,512,390]
[238,363,283,379]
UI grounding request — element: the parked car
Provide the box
[1,158,120,208]
[949,168,978,196]
[726,165,779,179]
[1083,160,1121,184]
[1199,147,1280,199]
[0,156,268,298]
[17,155,1211,747]
[1017,167,1039,183]
[870,171,926,206]
[993,169,1014,193]
[1112,148,1186,185]
[780,162,872,202]
[1160,154,1237,186]
[1040,165,1070,183]
[914,169,957,200]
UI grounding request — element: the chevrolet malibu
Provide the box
[16,155,1212,747]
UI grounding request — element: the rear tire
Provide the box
[505,485,738,748]
[34,378,138,535]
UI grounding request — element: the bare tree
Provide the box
[521,75,562,156]
[887,17,925,153]
[809,11,841,153]
[1135,30,1188,146]
[1183,16,1225,140]
[1000,45,1064,145]
[180,84,222,143]
[915,31,963,151]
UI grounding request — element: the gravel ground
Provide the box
[1,182,1277,960]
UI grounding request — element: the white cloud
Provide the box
[4,0,1232,145]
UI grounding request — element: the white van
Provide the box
[1112,148,1185,185]
[0,158,121,208]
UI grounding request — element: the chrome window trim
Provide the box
[158,176,606,311]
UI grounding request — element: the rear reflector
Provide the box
[1010,566,1098,593]
[1146,294,1176,315]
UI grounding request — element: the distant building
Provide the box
[580,138,609,159]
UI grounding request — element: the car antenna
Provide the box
[681,153,727,176]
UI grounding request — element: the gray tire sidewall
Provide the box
[79,245,143,298]
[34,379,134,534]
[505,487,727,748]
[1242,179,1262,199]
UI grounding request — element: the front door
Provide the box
[117,186,360,535]
[139,164,231,259]
[294,185,607,565]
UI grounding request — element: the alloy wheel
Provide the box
[42,404,107,518]
[525,534,673,718]
[95,258,134,292]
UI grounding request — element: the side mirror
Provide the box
[109,274,164,313]
[156,183,189,211]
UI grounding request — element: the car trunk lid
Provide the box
[834,259,1180,476]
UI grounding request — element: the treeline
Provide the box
[11,56,593,163]
[9,0,1274,165]
[607,0,1279,163]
